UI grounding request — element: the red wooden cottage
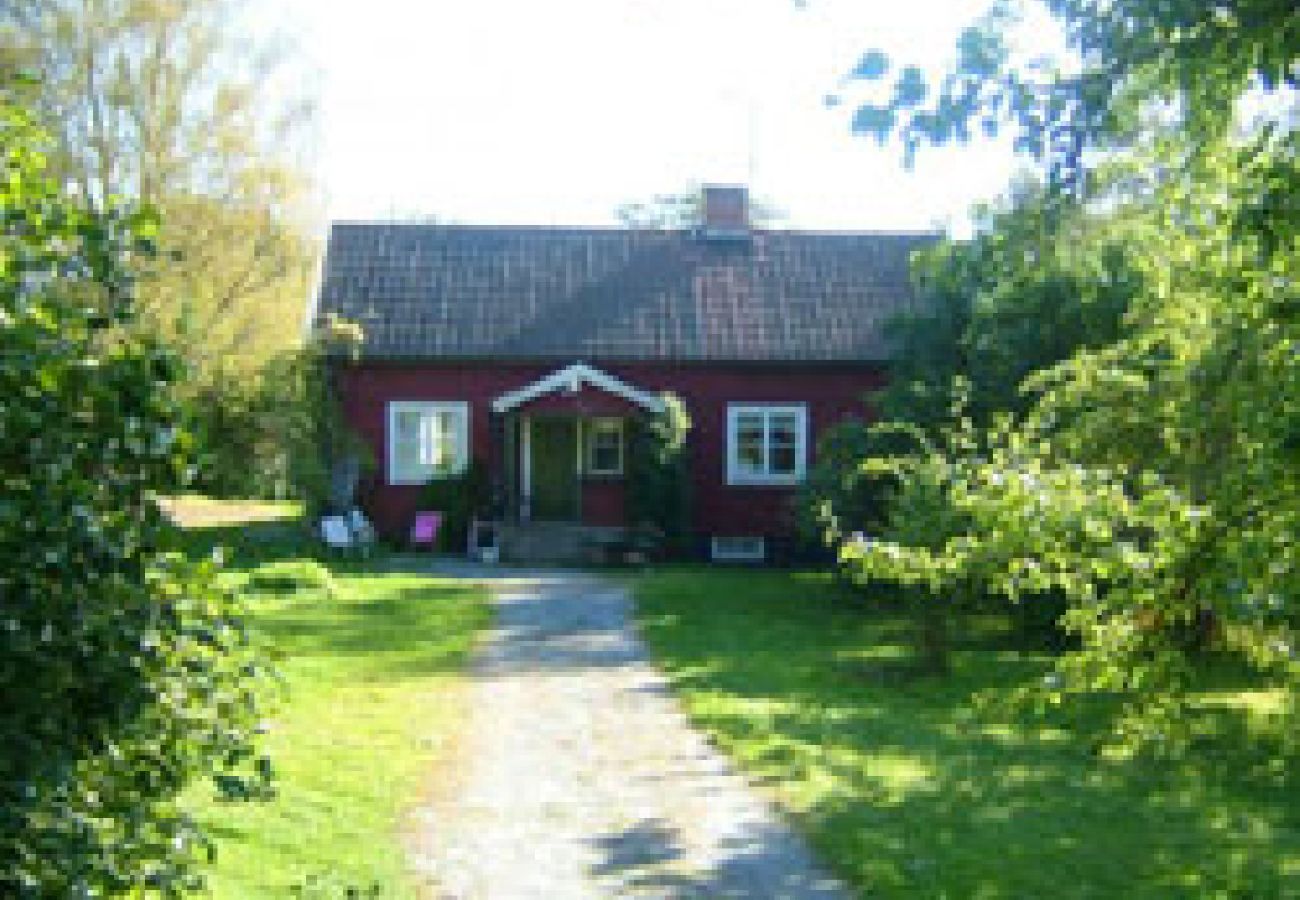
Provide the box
[312,186,934,562]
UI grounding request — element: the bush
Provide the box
[626,394,693,557]
[189,343,371,518]
[0,98,268,895]
[418,458,492,552]
[800,417,922,549]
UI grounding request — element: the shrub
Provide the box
[189,343,372,518]
[418,458,492,552]
[626,394,693,557]
[0,97,268,895]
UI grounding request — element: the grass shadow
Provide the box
[635,569,1300,897]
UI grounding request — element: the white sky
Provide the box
[261,0,1061,234]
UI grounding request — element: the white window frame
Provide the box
[386,401,471,486]
[583,417,625,476]
[711,536,767,562]
[725,403,808,486]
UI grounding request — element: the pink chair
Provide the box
[410,511,442,549]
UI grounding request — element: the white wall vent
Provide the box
[710,536,766,563]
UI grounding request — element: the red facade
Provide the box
[335,360,888,547]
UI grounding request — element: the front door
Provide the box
[529,417,579,521]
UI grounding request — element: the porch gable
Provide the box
[490,363,664,415]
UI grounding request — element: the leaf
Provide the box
[849,50,891,81]
[893,66,929,109]
[851,104,896,140]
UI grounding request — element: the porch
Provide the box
[496,413,630,526]
[485,363,665,562]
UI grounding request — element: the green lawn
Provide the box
[634,568,1300,898]
[171,501,489,898]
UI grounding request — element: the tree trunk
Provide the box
[914,591,950,675]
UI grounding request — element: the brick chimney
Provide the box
[699,184,750,239]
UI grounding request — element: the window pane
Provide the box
[769,412,799,474]
[418,414,437,467]
[394,441,421,477]
[769,414,798,446]
[737,414,764,440]
[592,444,620,472]
[770,444,797,474]
[737,435,765,470]
[429,411,459,470]
[736,412,765,471]
[393,411,424,479]
[395,409,421,440]
[588,420,622,473]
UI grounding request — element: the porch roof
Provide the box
[491,363,664,415]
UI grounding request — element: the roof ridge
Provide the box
[327,221,942,239]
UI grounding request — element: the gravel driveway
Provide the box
[408,567,848,899]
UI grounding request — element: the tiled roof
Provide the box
[312,222,936,362]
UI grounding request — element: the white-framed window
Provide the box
[387,401,470,485]
[711,536,767,562]
[726,403,808,485]
[583,417,624,476]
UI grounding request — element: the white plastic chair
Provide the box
[347,509,377,556]
[320,516,354,552]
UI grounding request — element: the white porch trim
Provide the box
[520,415,533,522]
[491,362,665,414]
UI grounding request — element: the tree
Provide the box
[839,413,984,675]
[828,1,1300,747]
[838,0,1300,182]
[806,182,1137,562]
[615,187,784,229]
[4,0,318,492]
[0,90,267,894]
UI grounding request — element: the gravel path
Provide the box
[408,567,848,899]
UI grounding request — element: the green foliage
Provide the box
[626,394,693,557]
[614,187,784,229]
[881,185,1138,433]
[807,183,1138,547]
[837,0,1300,180]
[0,97,267,894]
[5,0,320,499]
[835,408,987,673]
[845,134,1300,749]
[418,458,492,552]
[191,344,371,516]
[825,4,1300,750]
[5,0,317,365]
[806,188,1136,637]
[800,417,923,548]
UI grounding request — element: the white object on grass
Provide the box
[320,516,353,549]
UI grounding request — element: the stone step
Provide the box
[498,522,624,565]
